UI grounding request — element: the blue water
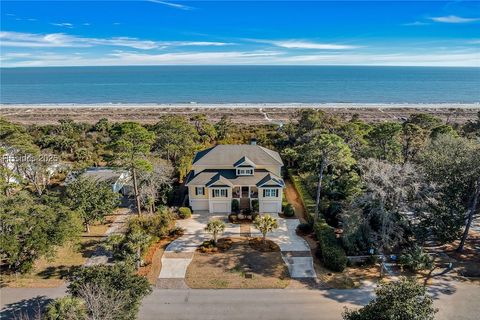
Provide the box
[1,66,479,104]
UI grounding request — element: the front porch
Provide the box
[232,186,258,209]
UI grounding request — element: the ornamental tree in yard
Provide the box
[205,220,226,245]
[343,277,437,320]
[297,133,355,222]
[110,122,155,215]
[253,214,279,245]
[65,176,120,233]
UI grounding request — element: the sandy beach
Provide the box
[1,103,479,125]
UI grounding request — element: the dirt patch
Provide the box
[284,179,308,222]
[185,237,289,289]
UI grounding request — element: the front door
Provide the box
[241,186,249,198]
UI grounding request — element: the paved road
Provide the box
[2,281,479,319]
[138,280,480,320]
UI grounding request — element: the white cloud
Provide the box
[254,39,359,50]
[0,31,234,50]
[51,22,74,28]
[3,49,478,67]
[403,21,430,26]
[430,15,480,23]
[148,0,194,11]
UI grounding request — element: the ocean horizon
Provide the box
[1,66,479,105]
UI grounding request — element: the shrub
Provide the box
[398,245,433,271]
[297,222,313,234]
[231,199,240,213]
[169,226,185,237]
[251,212,259,221]
[251,199,259,212]
[128,207,174,239]
[315,220,347,272]
[178,207,192,219]
[228,213,238,223]
[243,207,252,215]
[283,203,295,217]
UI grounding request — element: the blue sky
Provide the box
[1,0,479,67]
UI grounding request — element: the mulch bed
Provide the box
[249,237,281,252]
[186,237,290,289]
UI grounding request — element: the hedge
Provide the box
[314,221,347,272]
[287,169,315,223]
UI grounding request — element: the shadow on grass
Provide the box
[36,265,71,280]
[0,296,50,320]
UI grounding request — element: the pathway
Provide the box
[84,208,132,266]
[251,216,317,278]
[157,212,240,287]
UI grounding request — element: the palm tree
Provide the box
[205,220,226,245]
[253,214,278,245]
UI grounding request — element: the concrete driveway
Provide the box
[158,212,240,282]
[251,215,317,278]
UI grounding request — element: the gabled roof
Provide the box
[186,169,284,188]
[256,173,285,188]
[192,144,283,167]
[205,174,234,188]
[234,156,256,168]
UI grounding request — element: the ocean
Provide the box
[0,66,479,104]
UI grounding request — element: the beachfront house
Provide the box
[185,140,285,214]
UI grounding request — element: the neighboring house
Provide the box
[66,167,133,196]
[186,140,285,213]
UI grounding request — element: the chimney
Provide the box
[250,138,257,145]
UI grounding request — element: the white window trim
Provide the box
[236,167,254,176]
[212,188,228,198]
[195,186,205,196]
[263,188,279,198]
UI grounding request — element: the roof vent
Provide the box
[250,138,257,145]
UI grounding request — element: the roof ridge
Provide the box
[258,146,283,165]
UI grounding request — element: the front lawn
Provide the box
[185,237,290,289]
[1,211,122,288]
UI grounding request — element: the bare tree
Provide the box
[77,283,128,320]
[137,157,174,213]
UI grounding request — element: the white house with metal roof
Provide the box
[185,141,285,214]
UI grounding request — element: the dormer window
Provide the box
[237,167,254,176]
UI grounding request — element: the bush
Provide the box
[231,199,240,213]
[243,208,252,215]
[128,208,175,239]
[283,203,295,217]
[398,245,433,271]
[251,199,259,212]
[297,222,313,234]
[178,207,192,219]
[251,212,259,221]
[169,226,185,237]
[315,220,347,272]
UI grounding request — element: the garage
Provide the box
[211,202,230,213]
[190,200,209,211]
[260,202,280,213]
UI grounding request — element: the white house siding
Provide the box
[258,187,283,213]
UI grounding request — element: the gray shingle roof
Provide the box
[186,169,284,187]
[80,168,125,184]
[192,145,283,166]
